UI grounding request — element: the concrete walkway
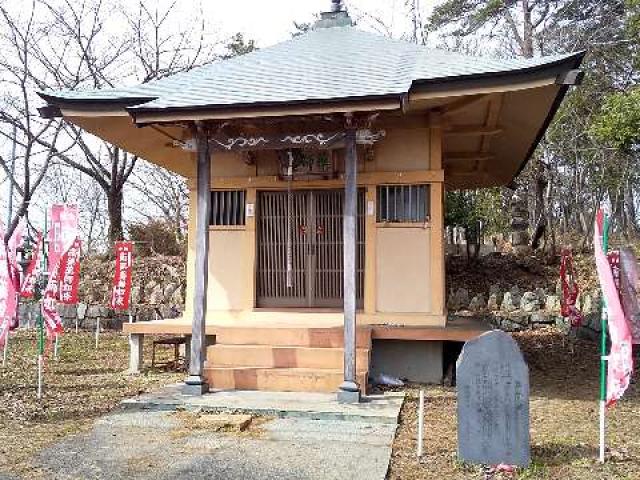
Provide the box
[122,384,403,423]
[35,388,403,480]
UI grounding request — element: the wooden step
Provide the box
[207,344,370,370]
[205,367,368,393]
[214,327,371,348]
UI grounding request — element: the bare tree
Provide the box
[0,0,70,240]
[0,0,218,243]
[127,160,189,241]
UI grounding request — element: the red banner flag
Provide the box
[110,242,133,311]
[20,232,43,298]
[560,249,583,327]
[7,218,25,292]
[594,210,634,407]
[620,248,640,344]
[58,237,81,305]
[0,225,18,348]
[42,205,79,337]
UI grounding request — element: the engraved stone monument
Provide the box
[457,330,530,467]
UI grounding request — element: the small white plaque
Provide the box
[367,200,375,217]
[246,203,255,218]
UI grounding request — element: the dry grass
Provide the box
[0,330,183,478]
[2,327,639,479]
[388,328,640,479]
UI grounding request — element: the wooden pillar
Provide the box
[364,185,377,314]
[127,333,144,374]
[338,128,360,403]
[184,123,211,395]
[429,114,446,323]
[244,188,257,309]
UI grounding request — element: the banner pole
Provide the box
[37,309,44,399]
[599,213,610,463]
[2,331,8,367]
[95,316,100,349]
[417,389,425,458]
[38,207,48,400]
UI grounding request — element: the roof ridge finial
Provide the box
[315,1,353,29]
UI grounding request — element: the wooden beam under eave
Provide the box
[444,153,495,163]
[441,94,490,116]
[444,125,503,137]
[481,93,504,153]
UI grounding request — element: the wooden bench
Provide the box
[151,336,187,368]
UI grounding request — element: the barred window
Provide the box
[211,190,246,226]
[377,185,429,223]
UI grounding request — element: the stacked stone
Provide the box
[510,192,530,256]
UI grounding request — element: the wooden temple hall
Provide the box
[39,1,583,401]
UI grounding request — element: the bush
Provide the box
[128,220,184,257]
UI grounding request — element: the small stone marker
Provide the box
[457,330,530,467]
[196,413,253,432]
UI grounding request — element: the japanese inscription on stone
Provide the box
[457,330,530,467]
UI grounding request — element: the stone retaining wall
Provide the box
[448,284,603,340]
[17,302,183,331]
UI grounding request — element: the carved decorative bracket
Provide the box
[174,129,386,152]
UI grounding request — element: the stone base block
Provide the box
[182,377,210,396]
[337,388,361,404]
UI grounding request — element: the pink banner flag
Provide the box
[0,225,18,348]
[8,218,25,283]
[594,210,634,407]
[20,232,43,298]
[42,205,79,337]
[58,237,81,305]
[110,242,133,310]
[620,248,640,344]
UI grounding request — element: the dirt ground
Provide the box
[388,328,640,480]
[0,330,182,478]
[2,328,639,479]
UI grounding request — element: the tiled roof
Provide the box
[40,26,581,112]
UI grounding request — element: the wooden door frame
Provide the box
[255,188,364,309]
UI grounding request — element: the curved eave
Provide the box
[126,94,406,125]
[514,52,586,179]
[410,51,585,92]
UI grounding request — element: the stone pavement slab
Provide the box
[34,410,398,480]
[122,384,404,424]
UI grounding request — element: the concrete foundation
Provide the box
[369,340,443,384]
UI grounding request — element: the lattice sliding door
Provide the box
[256,189,364,308]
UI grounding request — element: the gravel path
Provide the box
[35,410,397,480]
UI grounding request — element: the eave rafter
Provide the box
[443,93,505,178]
[444,125,503,137]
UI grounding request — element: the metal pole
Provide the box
[95,316,100,349]
[417,390,425,457]
[184,122,211,395]
[338,127,360,404]
[37,209,47,399]
[6,125,17,226]
[3,128,18,368]
[2,331,8,366]
[599,213,610,463]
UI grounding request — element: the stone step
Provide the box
[205,367,368,393]
[207,344,370,370]
[214,327,371,349]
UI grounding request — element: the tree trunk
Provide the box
[107,187,124,243]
